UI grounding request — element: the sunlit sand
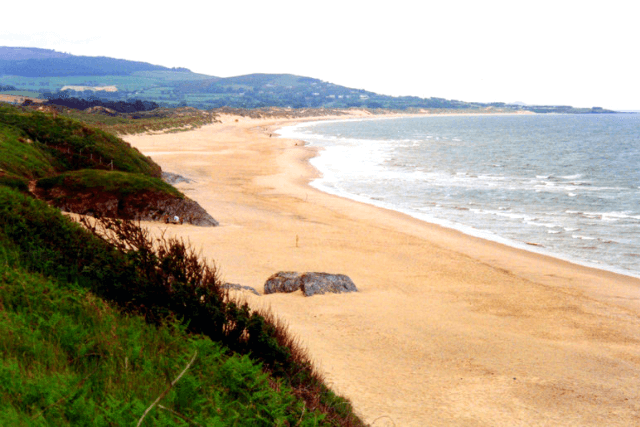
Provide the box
[126,113,640,426]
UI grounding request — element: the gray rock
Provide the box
[162,171,193,185]
[263,271,303,294]
[263,271,358,297]
[152,197,219,227]
[300,273,358,297]
[222,283,260,296]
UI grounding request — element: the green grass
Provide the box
[0,104,161,177]
[37,169,184,199]
[0,171,29,193]
[0,265,325,426]
[0,104,366,426]
[0,186,365,426]
[58,107,219,135]
[0,124,57,179]
[1,72,213,95]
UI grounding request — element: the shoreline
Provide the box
[268,116,640,311]
[276,116,640,281]
[125,113,640,426]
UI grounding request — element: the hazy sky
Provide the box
[2,0,638,110]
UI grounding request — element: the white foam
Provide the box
[573,235,596,240]
[277,115,640,279]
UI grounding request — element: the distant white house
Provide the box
[61,85,118,92]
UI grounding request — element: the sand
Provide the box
[125,113,640,426]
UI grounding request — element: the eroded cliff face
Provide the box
[34,185,218,226]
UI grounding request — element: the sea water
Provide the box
[277,114,640,278]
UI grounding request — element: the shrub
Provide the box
[0,265,325,425]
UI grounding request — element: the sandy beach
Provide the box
[125,113,640,426]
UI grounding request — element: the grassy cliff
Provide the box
[0,104,160,177]
[0,104,217,225]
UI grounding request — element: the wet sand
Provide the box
[126,113,640,426]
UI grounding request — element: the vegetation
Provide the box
[0,185,364,425]
[0,102,202,221]
[0,104,161,177]
[1,46,616,113]
[36,169,184,199]
[0,265,319,426]
[55,106,220,135]
[0,50,172,77]
[0,122,57,180]
[0,97,365,425]
[44,96,160,114]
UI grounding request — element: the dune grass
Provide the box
[56,107,219,136]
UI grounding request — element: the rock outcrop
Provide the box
[263,271,357,297]
[222,283,261,296]
[299,272,357,297]
[35,186,218,226]
[162,172,193,185]
[264,271,303,294]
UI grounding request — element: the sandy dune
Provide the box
[125,114,640,426]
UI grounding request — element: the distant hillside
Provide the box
[0,46,72,60]
[176,73,473,109]
[0,47,180,77]
[0,46,617,113]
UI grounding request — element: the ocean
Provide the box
[277,113,640,278]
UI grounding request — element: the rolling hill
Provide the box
[1,47,614,113]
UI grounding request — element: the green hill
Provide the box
[1,46,616,113]
[0,47,489,110]
[0,47,179,77]
[0,103,160,178]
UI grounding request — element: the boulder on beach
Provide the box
[300,272,358,297]
[263,271,357,297]
[264,271,302,294]
[222,283,261,296]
